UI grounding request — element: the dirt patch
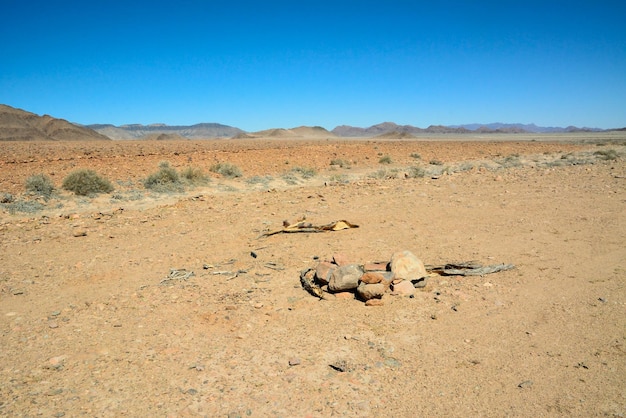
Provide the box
[1,135,625,416]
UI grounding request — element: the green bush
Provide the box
[62,169,114,196]
[210,162,242,178]
[180,166,210,185]
[25,174,55,198]
[407,166,425,178]
[290,166,317,179]
[378,155,393,164]
[144,161,184,192]
[594,149,619,161]
[330,158,350,168]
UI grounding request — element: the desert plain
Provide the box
[1,133,625,417]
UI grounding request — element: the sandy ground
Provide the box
[1,135,625,417]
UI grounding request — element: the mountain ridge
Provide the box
[1,104,621,141]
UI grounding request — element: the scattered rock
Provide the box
[364,262,388,271]
[288,358,301,366]
[328,264,363,292]
[333,291,355,300]
[329,359,353,372]
[365,299,384,306]
[332,253,353,266]
[356,282,385,301]
[390,280,415,297]
[72,229,87,237]
[518,380,533,389]
[360,272,385,284]
[315,261,335,285]
[390,250,427,281]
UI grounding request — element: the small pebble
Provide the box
[288,358,301,366]
[518,380,533,388]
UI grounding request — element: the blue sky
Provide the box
[1,1,625,131]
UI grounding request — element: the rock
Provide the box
[390,250,427,281]
[332,253,353,266]
[328,264,363,292]
[360,272,385,284]
[356,282,385,301]
[365,299,384,306]
[72,229,87,237]
[411,277,427,288]
[315,261,335,285]
[333,291,355,300]
[363,262,389,271]
[518,380,533,389]
[390,280,415,296]
[288,358,301,366]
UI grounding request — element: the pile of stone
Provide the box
[300,250,428,305]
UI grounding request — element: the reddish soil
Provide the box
[1,137,625,416]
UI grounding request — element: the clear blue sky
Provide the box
[1,1,625,131]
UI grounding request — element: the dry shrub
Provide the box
[25,174,55,198]
[62,169,114,196]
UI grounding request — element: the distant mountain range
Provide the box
[92,121,606,140]
[0,104,620,141]
[331,122,604,137]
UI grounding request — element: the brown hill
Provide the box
[289,126,335,137]
[252,128,298,137]
[0,104,110,141]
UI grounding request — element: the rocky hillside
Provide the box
[0,104,110,141]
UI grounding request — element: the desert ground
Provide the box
[1,133,625,417]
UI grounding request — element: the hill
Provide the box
[88,122,244,139]
[0,104,110,141]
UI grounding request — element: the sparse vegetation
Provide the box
[429,159,444,166]
[407,166,426,178]
[593,149,619,160]
[246,175,273,186]
[144,162,209,193]
[210,162,242,178]
[369,168,399,179]
[499,154,522,168]
[1,192,14,203]
[3,199,45,214]
[410,153,421,159]
[25,174,55,198]
[378,155,393,164]
[180,166,210,185]
[144,161,184,193]
[330,158,350,168]
[328,173,349,183]
[62,169,114,196]
[290,166,317,179]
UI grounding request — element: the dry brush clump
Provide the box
[25,173,55,199]
[210,162,242,178]
[144,161,209,193]
[62,169,114,196]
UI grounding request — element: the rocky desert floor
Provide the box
[1,133,625,417]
